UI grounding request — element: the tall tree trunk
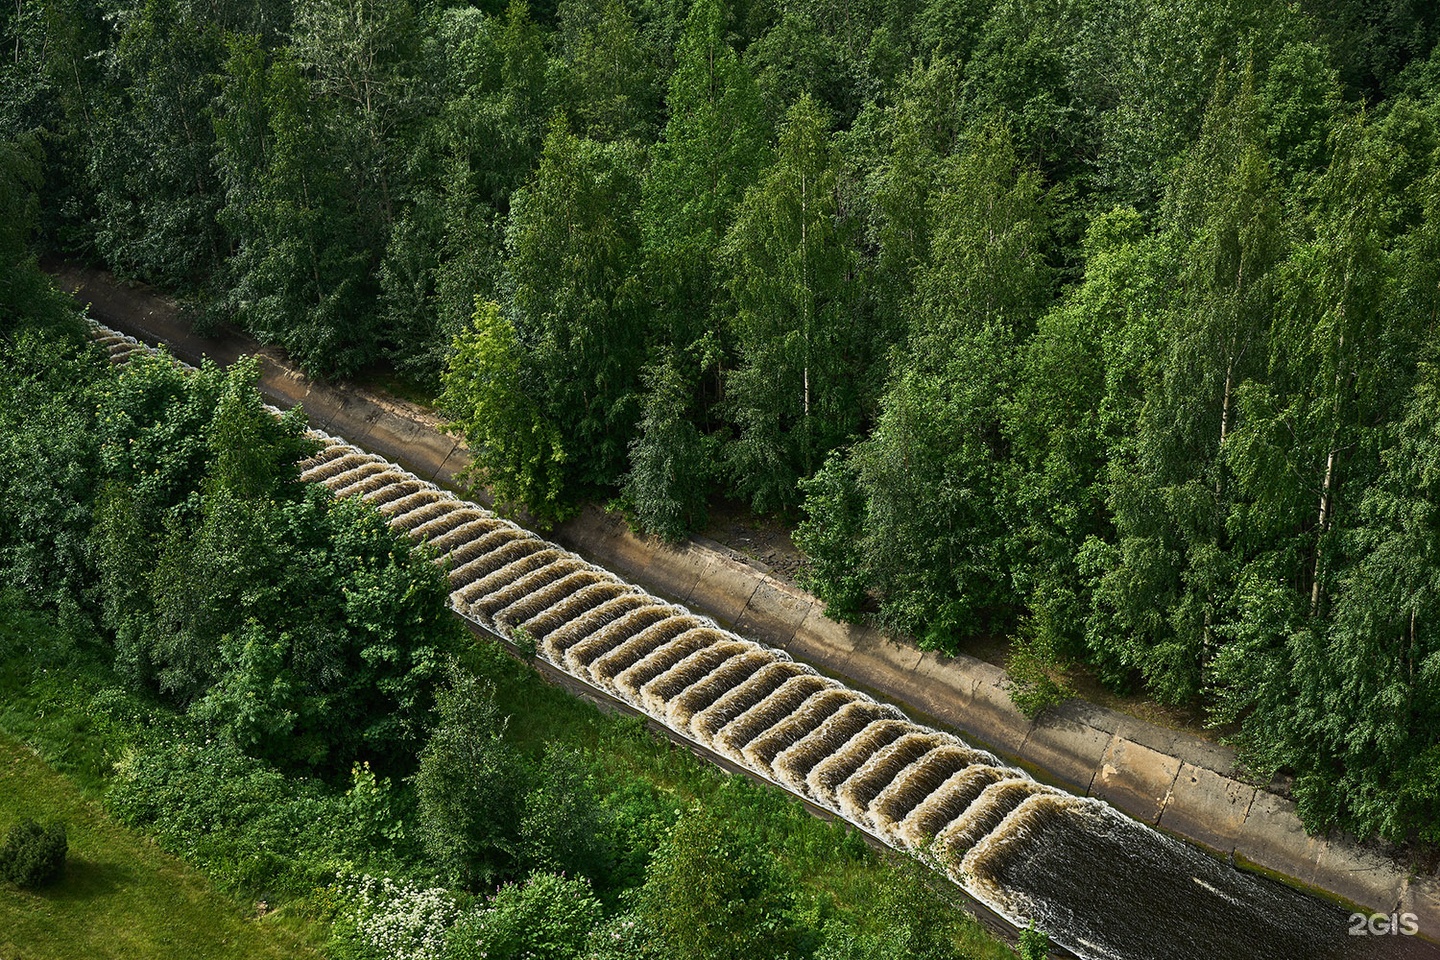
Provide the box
[800,166,812,474]
[1215,346,1235,497]
[1203,333,1239,663]
[1311,329,1347,614]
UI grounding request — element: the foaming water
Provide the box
[664,651,772,730]
[575,613,700,684]
[692,662,809,741]
[540,594,661,660]
[897,764,1011,849]
[614,629,725,704]
[493,569,606,630]
[941,779,1055,864]
[471,559,588,625]
[869,744,996,836]
[772,701,904,793]
[837,732,958,824]
[741,688,856,775]
[526,583,635,644]
[713,674,836,762]
[636,640,753,716]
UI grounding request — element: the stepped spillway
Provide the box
[89,321,1434,960]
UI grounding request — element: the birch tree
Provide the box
[722,94,859,514]
[1095,66,1284,701]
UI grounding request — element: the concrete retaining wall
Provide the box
[55,263,1439,941]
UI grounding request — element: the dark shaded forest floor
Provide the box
[701,497,805,583]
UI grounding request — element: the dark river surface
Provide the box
[979,802,1439,960]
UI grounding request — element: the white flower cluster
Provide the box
[339,873,459,960]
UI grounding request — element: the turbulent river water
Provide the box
[92,322,1440,960]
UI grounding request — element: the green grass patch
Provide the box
[0,602,156,796]
[0,733,326,960]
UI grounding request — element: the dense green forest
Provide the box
[3,0,1439,851]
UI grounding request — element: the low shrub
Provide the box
[444,871,602,960]
[107,734,414,898]
[334,873,457,960]
[1020,921,1051,960]
[0,818,67,888]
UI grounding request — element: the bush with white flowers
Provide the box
[338,873,459,960]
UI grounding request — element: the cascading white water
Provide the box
[868,744,998,836]
[771,700,904,795]
[939,779,1059,866]
[807,718,913,806]
[835,732,960,825]
[526,584,640,648]
[433,521,511,565]
[492,570,607,632]
[539,594,662,661]
[572,613,702,685]
[381,489,449,522]
[326,462,391,497]
[448,536,538,591]
[713,674,838,764]
[470,559,588,627]
[896,764,1012,850]
[636,641,754,718]
[690,661,812,742]
[613,629,731,706]
[456,547,564,607]
[738,687,856,776]
[92,320,1434,960]
[662,650,773,731]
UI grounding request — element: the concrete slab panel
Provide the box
[1092,736,1182,824]
[1401,874,1440,945]
[554,508,650,578]
[592,524,659,582]
[684,554,759,627]
[943,660,1031,759]
[1157,762,1255,854]
[642,544,712,608]
[1021,714,1114,795]
[352,405,456,483]
[1111,716,1238,778]
[911,649,978,700]
[837,634,932,718]
[1047,697,1122,737]
[552,506,613,557]
[1312,835,1408,915]
[431,440,469,487]
[1233,791,1324,885]
[734,579,813,648]
[790,603,862,656]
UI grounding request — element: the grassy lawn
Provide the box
[0,734,325,960]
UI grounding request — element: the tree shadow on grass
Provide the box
[41,857,133,902]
